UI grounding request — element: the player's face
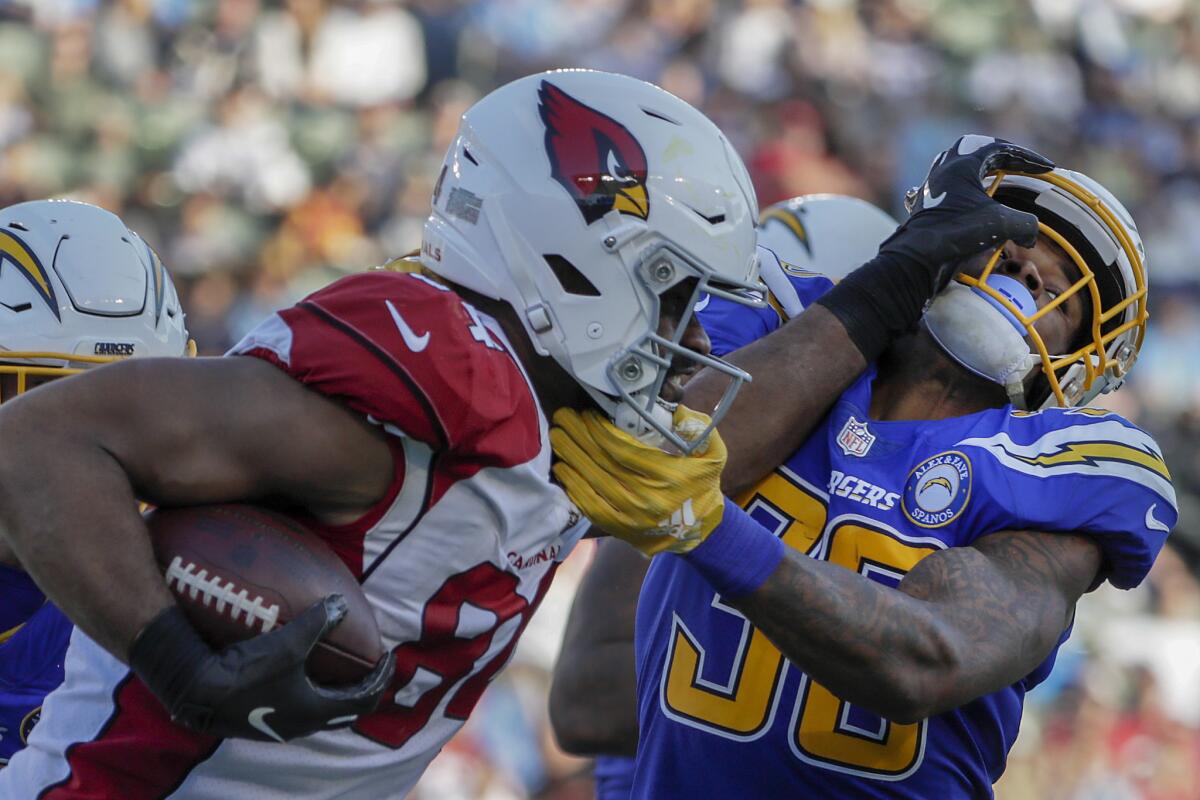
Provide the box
[656,278,711,403]
[964,236,1089,356]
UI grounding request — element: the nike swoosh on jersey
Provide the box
[1145,503,1171,533]
[247,706,285,743]
[386,299,431,352]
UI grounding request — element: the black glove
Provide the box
[882,134,1056,277]
[129,596,395,742]
[816,134,1055,362]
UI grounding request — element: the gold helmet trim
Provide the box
[0,339,198,401]
[956,170,1147,408]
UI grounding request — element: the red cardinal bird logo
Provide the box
[538,81,650,225]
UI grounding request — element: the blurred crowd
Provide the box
[3,0,1200,796]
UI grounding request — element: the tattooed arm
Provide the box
[684,304,866,497]
[725,529,1102,723]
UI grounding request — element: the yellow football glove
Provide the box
[550,405,726,556]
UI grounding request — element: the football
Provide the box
[145,503,385,686]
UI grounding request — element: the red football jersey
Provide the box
[1,271,587,800]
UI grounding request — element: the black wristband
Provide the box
[128,605,210,713]
[815,250,942,363]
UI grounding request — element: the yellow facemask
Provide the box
[957,169,1147,408]
[0,339,199,403]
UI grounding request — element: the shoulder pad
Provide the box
[233,272,541,464]
[959,412,1173,506]
[959,411,1174,589]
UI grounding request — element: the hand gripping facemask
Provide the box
[922,168,1147,410]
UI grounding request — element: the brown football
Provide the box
[146,504,384,686]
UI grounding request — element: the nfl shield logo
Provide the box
[837,416,876,457]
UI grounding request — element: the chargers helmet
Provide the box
[757,194,898,282]
[421,69,763,453]
[0,199,193,399]
[924,168,1146,409]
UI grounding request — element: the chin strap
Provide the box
[923,280,1040,409]
[611,395,677,446]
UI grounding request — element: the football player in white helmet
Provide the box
[753,194,900,323]
[757,194,899,282]
[0,200,192,398]
[424,70,763,451]
[0,199,192,768]
[924,167,1145,409]
[0,69,766,799]
[549,194,900,797]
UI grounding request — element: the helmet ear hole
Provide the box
[542,254,601,297]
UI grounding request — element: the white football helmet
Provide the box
[924,168,1146,409]
[421,69,763,453]
[757,194,898,281]
[0,199,193,399]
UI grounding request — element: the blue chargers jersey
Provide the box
[0,603,72,767]
[0,564,45,637]
[594,755,636,800]
[632,259,1176,798]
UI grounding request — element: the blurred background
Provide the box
[2,0,1199,796]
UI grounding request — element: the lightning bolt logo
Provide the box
[759,207,812,258]
[1008,441,1170,481]
[920,477,954,495]
[0,229,59,320]
[1066,407,1113,418]
[959,424,1176,513]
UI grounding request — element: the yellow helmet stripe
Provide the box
[0,229,58,320]
[759,208,812,256]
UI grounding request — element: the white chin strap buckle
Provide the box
[923,277,1040,406]
[613,398,676,448]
